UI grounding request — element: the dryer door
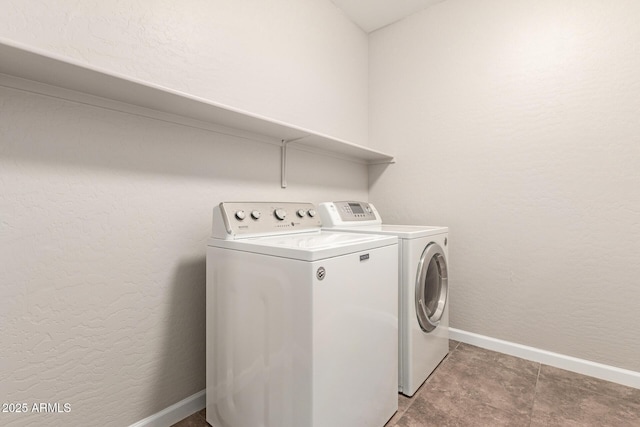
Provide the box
[415,242,448,333]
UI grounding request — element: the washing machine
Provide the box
[319,201,449,397]
[206,202,399,427]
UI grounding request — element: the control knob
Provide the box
[251,210,261,220]
[296,209,306,218]
[307,209,317,218]
[274,208,287,221]
[235,210,246,221]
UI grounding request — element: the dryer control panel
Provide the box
[318,201,382,227]
[212,202,321,239]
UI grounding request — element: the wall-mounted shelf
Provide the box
[0,38,394,184]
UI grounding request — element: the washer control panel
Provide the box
[213,202,321,238]
[318,201,379,225]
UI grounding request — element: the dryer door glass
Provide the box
[415,243,448,333]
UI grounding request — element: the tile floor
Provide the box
[172,341,640,427]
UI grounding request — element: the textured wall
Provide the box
[0,1,369,426]
[0,0,368,145]
[369,0,640,372]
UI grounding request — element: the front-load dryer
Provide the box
[207,202,399,427]
[319,201,449,397]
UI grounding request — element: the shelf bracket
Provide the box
[281,137,308,188]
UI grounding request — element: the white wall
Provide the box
[0,0,368,145]
[369,0,640,372]
[0,1,369,425]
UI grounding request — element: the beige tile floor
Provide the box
[173,341,640,427]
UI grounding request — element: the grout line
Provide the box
[527,363,542,427]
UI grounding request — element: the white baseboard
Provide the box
[449,328,640,390]
[129,389,206,427]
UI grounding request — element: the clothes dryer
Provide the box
[207,202,399,427]
[319,201,449,397]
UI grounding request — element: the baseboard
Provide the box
[449,328,640,390]
[129,389,205,427]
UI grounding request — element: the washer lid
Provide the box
[323,224,448,239]
[208,231,397,261]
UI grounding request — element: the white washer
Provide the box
[207,202,399,427]
[319,201,449,397]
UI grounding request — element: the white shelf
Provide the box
[0,38,394,165]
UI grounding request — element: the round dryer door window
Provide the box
[415,242,448,333]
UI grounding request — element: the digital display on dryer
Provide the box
[348,203,364,214]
